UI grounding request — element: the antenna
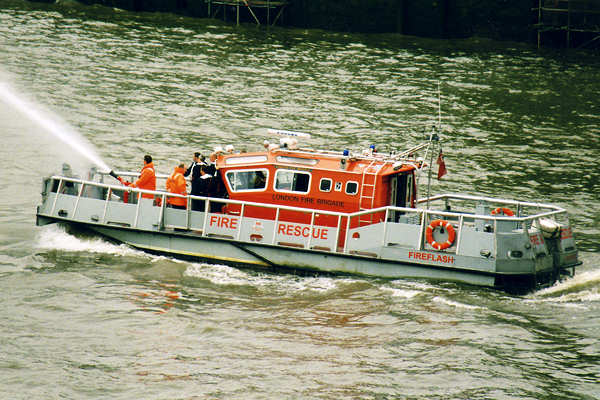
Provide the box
[437,81,442,130]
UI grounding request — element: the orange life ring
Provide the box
[425,219,456,251]
[491,207,514,217]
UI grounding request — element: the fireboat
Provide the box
[36,129,581,293]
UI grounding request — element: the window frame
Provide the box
[345,180,359,196]
[225,168,269,193]
[319,178,332,193]
[273,169,312,194]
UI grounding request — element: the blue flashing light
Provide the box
[343,149,349,156]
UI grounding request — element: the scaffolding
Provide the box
[206,0,289,26]
[534,0,600,48]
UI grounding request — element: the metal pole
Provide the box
[236,203,245,240]
[425,133,435,210]
[158,193,166,230]
[272,207,280,245]
[50,178,62,216]
[243,0,261,25]
[538,0,542,48]
[186,196,190,230]
[201,198,209,236]
[307,211,315,249]
[101,187,111,223]
[567,0,571,48]
[343,216,351,254]
[382,208,389,247]
[133,192,141,228]
[73,182,84,219]
[437,81,442,129]
[417,210,425,250]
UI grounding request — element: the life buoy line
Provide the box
[491,207,514,217]
[425,219,456,250]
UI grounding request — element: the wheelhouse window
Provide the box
[226,169,268,192]
[319,178,332,192]
[274,169,311,193]
[345,181,358,195]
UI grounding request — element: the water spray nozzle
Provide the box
[109,170,120,181]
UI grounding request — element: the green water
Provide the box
[0,1,599,398]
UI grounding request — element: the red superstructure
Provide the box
[213,142,420,249]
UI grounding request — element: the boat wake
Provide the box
[433,296,483,310]
[35,224,144,257]
[532,268,600,303]
[36,225,343,293]
[183,263,343,293]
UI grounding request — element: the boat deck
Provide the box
[35,172,580,291]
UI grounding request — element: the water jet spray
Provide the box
[0,82,113,174]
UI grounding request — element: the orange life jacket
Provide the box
[132,162,156,199]
[166,167,187,207]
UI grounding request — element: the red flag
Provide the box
[437,150,447,180]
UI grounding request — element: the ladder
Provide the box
[358,159,379,225]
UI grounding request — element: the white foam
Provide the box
[535,269,600,297]
[183,263,253,286]
[381,287,421,299]
[183,263,341,293]
[35,225,141,256]
[433,296,482,310]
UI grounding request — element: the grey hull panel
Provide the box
[68,220,500,288]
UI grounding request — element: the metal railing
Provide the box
[43,176,571,258]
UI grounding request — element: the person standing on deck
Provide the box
[185,152,207,211]
[129,154,156,199]
[193,165,213,212]
[207,149,227,212]
[166,163,188,209]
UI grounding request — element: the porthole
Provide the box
[346,181,358,195]
[319,178,332,192]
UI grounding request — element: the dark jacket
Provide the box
[185,161,204,196]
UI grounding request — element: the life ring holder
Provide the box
[425,219,456,251]
[491,207,514,217]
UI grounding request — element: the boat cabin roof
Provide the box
[216,147,418,175]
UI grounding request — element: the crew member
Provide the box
[185,152,205,182]
[193,165,213,211]
[185,152,206,210]
[206,150,227,212]
[166,163,187,209]
[130,154,156,200]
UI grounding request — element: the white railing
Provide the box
[43,175,570,258]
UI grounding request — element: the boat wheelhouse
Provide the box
[36,130,581,293]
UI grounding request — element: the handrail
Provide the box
[418,193,564,212]
[42,174,574,259]
[47,175,569,224]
